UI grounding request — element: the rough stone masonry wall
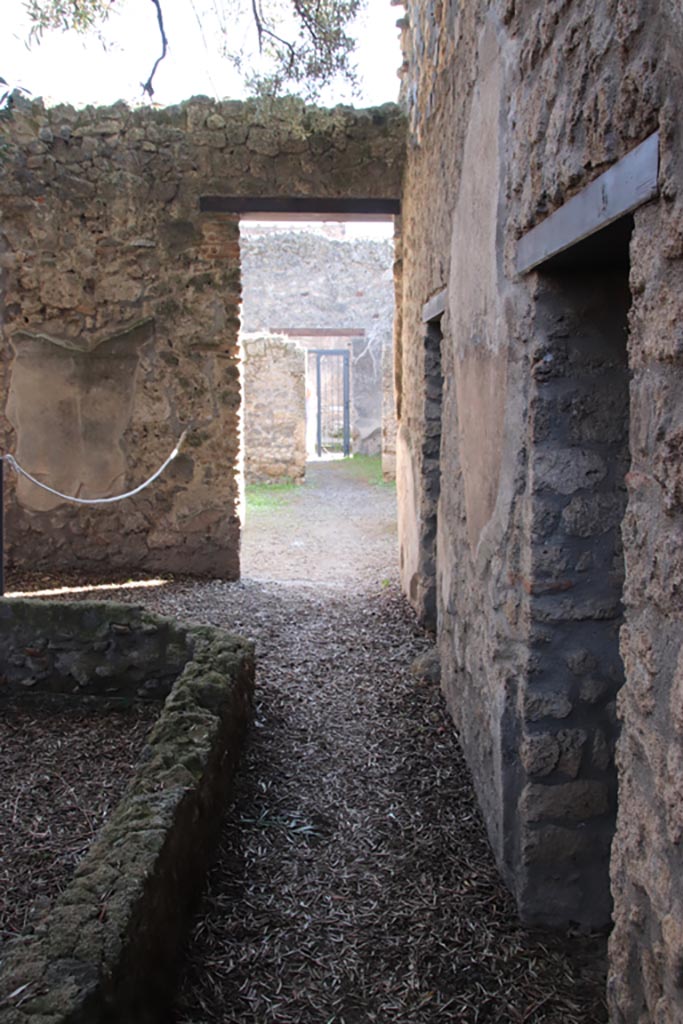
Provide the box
[240,229,395,459]
[0,599,254,1024]
[0,97,404,577]
[242,333,306,483]
[0,598,190,701]
[398,0,683,994]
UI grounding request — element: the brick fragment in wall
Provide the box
[520,780,609,823]
[520,732,560,777]
[524,690,573,722]
[556,729,588,779]
[580,676,612,704]
[561,493,626,538]
[532,449,607,496]
[521,823,608,868]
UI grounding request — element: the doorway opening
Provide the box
[311,348,351,458]
[236,215,399,584]
[238,219,395,481]
[417,295,445,630]
[521,214,633,927]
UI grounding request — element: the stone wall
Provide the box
[398,2,683,1003]
[382,315,398,479]
[610,187,683,1022]
[242,333,306,483]
[239,228,396,460]
[0,599,254,1024]
[0,598,190,700]
[0,97,404,576]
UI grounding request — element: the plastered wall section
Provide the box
[0,97,404,577]
[399,0,683,977]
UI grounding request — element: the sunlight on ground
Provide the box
[306,452,347,462]
[6,579,169,599]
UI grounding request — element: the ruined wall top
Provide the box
[0,94,406,213]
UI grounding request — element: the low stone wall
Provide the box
[0,599,191,701]
[242,333,306,483]
[0,599,254,1024]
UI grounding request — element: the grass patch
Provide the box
[245,479,297,513]
[334,455,395,488]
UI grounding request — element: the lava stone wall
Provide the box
[0,599,190,701]
[0,97,404,577]
[398,1,683,1008]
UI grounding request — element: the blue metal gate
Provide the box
[314,349,350,457]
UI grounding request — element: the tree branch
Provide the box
[141,0,168,98]
[250,0,297,71]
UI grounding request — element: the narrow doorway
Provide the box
[311,348,351,457]
[418,310,444,631]
[520,215,632,927]
[236,217,398,585]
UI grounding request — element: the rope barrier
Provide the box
[3,428,188,506]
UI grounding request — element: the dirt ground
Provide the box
[5,457,608,1022]
[240,459,398,586]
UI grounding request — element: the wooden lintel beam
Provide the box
[200,196,400,217]
[422,288,447,323]
[516,132,659,274]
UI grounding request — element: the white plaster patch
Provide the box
[447,21,508,553]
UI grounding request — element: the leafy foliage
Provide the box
[24,0,114,36]
[20,0,364,100]
[242,0,362,99]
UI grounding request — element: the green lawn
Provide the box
[332,454,395,488]
[244,455,394,515]
[245,479,297,513]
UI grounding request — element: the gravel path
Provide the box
[5,459,607,1021]
[241,459,398,587]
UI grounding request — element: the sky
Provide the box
[3,0,402,110]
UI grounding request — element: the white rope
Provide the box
[3,429,188,506]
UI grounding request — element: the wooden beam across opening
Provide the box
[516,132,659,274]
[270,327,366,338]
[422,288,447,323]
[200,196,400,218]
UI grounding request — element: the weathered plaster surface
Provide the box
[448,23,508,553]
[399,4,683,996]
[7,324,149,512]
[0,97,404,576]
